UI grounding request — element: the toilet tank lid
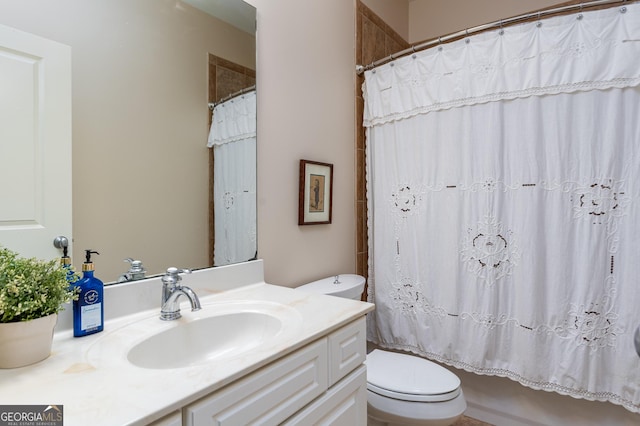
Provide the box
[366,349,460,396]
[297,274,365,295]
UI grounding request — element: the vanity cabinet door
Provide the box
[328,317,366,386]
[282,365,367,426]
[184,338,328,426]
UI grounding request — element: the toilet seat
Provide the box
[367,382,461,403]
[366,349,461,403]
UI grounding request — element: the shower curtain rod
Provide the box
[208,85,256,110]
[356,0,634,75]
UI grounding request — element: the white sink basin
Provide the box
[86,300,303,370]
[128,311,282,369]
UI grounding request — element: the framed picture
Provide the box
[298,159,333,225]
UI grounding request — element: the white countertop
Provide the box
[0,262,374,425]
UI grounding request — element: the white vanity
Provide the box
[0,260,374,425]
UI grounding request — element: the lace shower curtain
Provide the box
[363,4,640,411]
[208,90,256,266]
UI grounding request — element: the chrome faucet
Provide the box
[160,267,201,321]
[118,258,146,283]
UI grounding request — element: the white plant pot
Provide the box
[0,314,57,369]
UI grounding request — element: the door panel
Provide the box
[0,24,72,260]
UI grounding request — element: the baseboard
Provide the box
[464,400,543,426]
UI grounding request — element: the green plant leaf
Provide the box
[0,246,79,323]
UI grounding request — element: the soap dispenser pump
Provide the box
[59,245,78,285]
[73,249,104,337]
[54,235,76,284]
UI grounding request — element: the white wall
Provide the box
[246,0,357,287]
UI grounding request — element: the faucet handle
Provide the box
[124,258,145,273]
[162,267,191,287]
[166,267,191,276]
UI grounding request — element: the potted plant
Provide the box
[0,246,78,368]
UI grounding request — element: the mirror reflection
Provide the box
[0,0,256,283]
[105,0,258,281]
[208,87,257,267]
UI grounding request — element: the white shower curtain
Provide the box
[363,4,640,412]
[208,90,256,266]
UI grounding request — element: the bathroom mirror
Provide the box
[0,0,256,283]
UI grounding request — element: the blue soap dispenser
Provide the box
[73,249,104,337]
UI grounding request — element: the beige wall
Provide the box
[0,0,255,281]
[408,0,567,43]
[246,0,357,287]
[363,0,570,44]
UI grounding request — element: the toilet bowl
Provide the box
[297,275,467,426]
[366,349,466,426]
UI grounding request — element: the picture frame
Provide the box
[298,159,333,225]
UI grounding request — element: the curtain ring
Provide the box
[438,37,443,51]
[465,29,470,44]
[499,20,504,35]
[537,11,543,27]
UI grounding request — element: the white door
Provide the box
[0,24,72,260]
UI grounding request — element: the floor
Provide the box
[454,416,493,426]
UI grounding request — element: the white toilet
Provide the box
[297,275,467,426]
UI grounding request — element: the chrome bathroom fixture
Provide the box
[118,258,147,282]
[160,267,201,321]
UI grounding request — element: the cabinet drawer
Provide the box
[327,317,366,386]
[282,365,367,426]
[184,338,328,426]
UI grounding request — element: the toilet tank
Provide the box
[297,274,366,300]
